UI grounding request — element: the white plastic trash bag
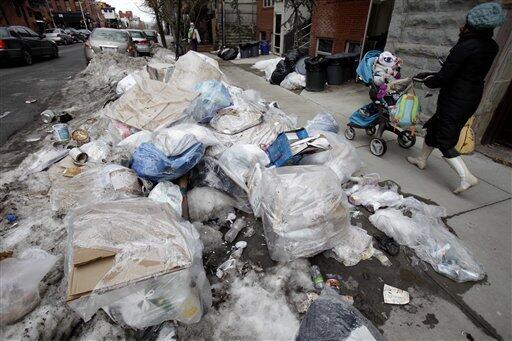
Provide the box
[300,131,362,184]
[369,207,485,282]
[280,72,306,90]
[0,248,57,325]
[66,198,211,328]
[50,164,142,211]
[169,51,222,92]
[153,129,199,156]
[116,73,137,97]
[349,183,404,212]
[259,165,350,262]
[148,181,183,216]
[252,58,283,81]
[210,106,263,135]
[305,112,339,134]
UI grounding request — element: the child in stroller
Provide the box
[344,50,417,156]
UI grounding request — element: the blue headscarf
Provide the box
[467,2,505,29]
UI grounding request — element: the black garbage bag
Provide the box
[189,156,251,212]
[270,59,294,85]
[284,49,302,67]
[305,56,327,71]
[297,288,386,341]
[220,47,239,61]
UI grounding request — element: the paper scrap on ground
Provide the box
[383,284,410,305]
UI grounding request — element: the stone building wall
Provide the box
[385,0,478,118]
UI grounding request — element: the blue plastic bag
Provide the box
[266,129,309,167]
[131,142,205,182]
[185,80,233,123]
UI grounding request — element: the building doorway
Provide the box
[482,82,512,148]
[362,0,395,53]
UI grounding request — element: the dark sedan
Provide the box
[0,26,58,65]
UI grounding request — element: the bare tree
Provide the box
[142,0,167,48]
[283,0,315,49]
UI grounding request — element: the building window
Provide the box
[345,41,361,54]
[316,38,333,56]
[263,0,274,8]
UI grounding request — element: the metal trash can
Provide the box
[239,43,251,58]
[305,57,327,92]
[325,53,360,85]
[250,41,260,57]
[341,52,360,82]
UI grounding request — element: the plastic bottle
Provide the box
[310,265,324,290]
[224,217,246,243]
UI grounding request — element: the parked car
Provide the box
[127,29,150,56]
[64,28,79,43]
[66,27,86,42]
[44,28,72,45]
[84,28,136,64]
[0,26,58,65]
[143,29,158,44]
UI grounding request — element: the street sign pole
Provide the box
[78,1,89,30]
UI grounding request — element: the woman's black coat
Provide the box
[423,30,499,152]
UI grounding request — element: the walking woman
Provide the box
[408,2,505,194]
[188,22,201,52]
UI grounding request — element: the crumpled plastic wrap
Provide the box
[300,131,362,184]
[280,72,306,90]
[169,51,222,92]
[305,112,339,133]
[259,165,350,262]
[187,187,242,222]
[369,206,485,282]
[348,183,404,212]
[297,287,385,341]
[0,248,57,325]
[103,72,198,131]
[148,181,183,216]
[184,80,233,123]
[328,224,374,266]
[49,164,142,211]
[210,105,263,135]
[17,147,69,180]
[217,144,270,192]
[66,198,211,328]
[116,73,137,97]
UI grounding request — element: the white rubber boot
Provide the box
[407,144,434,170]
[444,156,479,194]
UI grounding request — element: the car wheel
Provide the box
[22,49,33,65]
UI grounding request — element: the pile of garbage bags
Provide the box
[253,50,306,90]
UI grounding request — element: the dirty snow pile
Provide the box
[0,48,485,340]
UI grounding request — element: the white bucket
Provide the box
[53,123,70,142]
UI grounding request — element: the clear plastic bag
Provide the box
[300,131,362,184]
[187,187,240,222]
[116,73,137,97]
[305,112,339,134]
[152,129,199,156]
[260,165,350,262]
[348,183,404,212]
[0,248,57,325]
[184,80,233,123]
[148,181,183,216]
[49,164,142,211]
[66,198,211,328]
[210,106,263,135]
[297,287,385,341]
[279,72,306,90]
[369,207,485,282]
[328,224,373,266]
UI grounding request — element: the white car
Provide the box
[44,28,72,45]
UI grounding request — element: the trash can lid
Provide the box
[295,57,307,75]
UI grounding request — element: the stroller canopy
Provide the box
[356,50,381,84]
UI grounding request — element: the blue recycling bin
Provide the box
[260,40,270,55]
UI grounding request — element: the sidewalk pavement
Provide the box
[215,54,512,340]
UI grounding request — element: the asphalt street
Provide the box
[0,43,85,144]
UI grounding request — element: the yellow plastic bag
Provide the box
[456,116,475,154]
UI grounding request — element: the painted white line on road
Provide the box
[0,111,12,119]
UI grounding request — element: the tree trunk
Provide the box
[154,9,167,48]
[0,3,10,25]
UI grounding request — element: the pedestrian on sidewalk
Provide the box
[188,22,201,52]
[408,2,505,194]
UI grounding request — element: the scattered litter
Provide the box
[327,224,373,266]
[187,187,238,222]
[375,234,400,256]
[305,112,339,134]
[4,213,17,223]
[383,284,410,305]
[68,147,88,165]
[17,147,69,180]
[71,129,90,146]
[369,205,485,282]
[225,217,246,243]
[79,139,112,163]
[0,248,57,325]
[226,212,237,223]
[297,287,385,341]
[235,240,247,249]
[25,98,37,104]
[52,123,70,142]
[62,166,82,177]
[310,265,324,291]
[243,226,255,238]
[349,182,403,211]
[373,249,392,267]
[25,135,41,142]
[294,292,319,313]
[0,111,12,119]
[40,110,55,123]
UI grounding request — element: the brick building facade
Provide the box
[309,0,370,55]
[0,0,104,32]
[256,0,275,41]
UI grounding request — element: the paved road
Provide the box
[0,43,85,144]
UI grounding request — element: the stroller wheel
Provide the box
[344,127,356,140]
[370,138,387,156]
[365,126,376,136]
[397,130,416,149]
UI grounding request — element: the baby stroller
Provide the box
[344,50,417,156]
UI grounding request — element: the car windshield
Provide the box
[0,28,9,38]
[144,31,156,37]
[129,31,145,38]
[92,29,128,42]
